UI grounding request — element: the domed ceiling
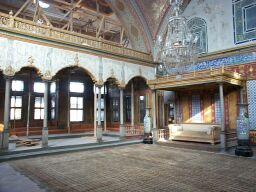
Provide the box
[0,0,191,53]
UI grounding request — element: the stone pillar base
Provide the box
[0,129,9,151]
[152,128,158,144]
[42,127,48,148]
[119,124,125,139]
[235,140,253,157]
[97,125,103,143]
[143,133,153,144]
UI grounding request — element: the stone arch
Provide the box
[104,76,122,87]
[15,66,42,77]
[187,17,208,54]
[53,65,97,83]
[125,75,148,87]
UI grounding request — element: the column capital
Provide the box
[95,82,104,88]
[41,70,52,81]
[118,85,125,90]
[4,74,14,80]
[3,65,15,77]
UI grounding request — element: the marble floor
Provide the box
[1,144,256,192]
[9,135,120,152]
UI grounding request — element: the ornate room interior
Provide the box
[0,0,256,191]
[0,0,255,153]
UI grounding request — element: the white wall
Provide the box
[0,36,155,85]
[156,0,255,55]
[183,0,255,53]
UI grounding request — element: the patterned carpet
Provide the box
[6,144,256,192]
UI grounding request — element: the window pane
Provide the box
[34,82,45,93]
[15,96,22,107]
[11,97,15,107]
[40,98,44,108]
[41,109,44,119]
[70,97,77,108]
[77,97,83,109]
[50,82,56,93]
[101,111,104,121]
[35,97,41,108]
[101,98,104,109]
[12,80,24,91]
[15,109,22,120]
[34,109,41,119]
[51,109,55,119]
[70,82,84,93]
[96,87,104,94]
[10,108,15,120]
[11,96,22,107]
[70,110,83,121]
[51,97,55,108]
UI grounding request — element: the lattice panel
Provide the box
[215,94,221,124]
[247,80,256,129]
[191,95,201,123]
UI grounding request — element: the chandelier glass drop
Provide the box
[156,0,198,74]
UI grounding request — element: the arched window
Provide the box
[187,17,208,54]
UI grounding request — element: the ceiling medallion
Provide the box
[155,0,198,75]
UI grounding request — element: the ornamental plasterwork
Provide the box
[74,53,79,66]
[3,65,15,76]
[41,70,52,81]
[0,36,155,85]
[110,68,115,78]
[27,56,35,66]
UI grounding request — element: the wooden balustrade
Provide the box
[125,124,144,136]
[158,129,169,141]
[0,12,152,62]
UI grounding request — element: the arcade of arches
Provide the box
[0,67,155,140]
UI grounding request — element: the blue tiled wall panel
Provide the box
[247,80,256,129]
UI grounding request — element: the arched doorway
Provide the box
[54,66,95,134]
[7,67,47,136]
[124,76,150,136]
[104,77,120,132]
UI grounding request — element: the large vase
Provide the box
[143,108,153,144]
[235,104,253,157]
[144,108,152,134]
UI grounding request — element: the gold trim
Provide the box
[199,43,256,59]
[148,67,244,90]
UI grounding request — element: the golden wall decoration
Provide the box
[228,91,238,129]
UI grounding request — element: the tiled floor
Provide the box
[1,144,256,192]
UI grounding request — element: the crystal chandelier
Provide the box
[156,0,198,74]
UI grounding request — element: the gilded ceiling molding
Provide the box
[129,0,153,49]
[107,0,150,52]
[134,0,170,39]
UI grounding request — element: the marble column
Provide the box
[131,81,134,127]
[96,85,103,143]
[240,87,244,104]
[119,88,125,138]
[152,90,158,143]
[94,85,97,137]
[219,83,226,151]
[104,84,107,132]
[0,76,12,151]
[42,81,49,148]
